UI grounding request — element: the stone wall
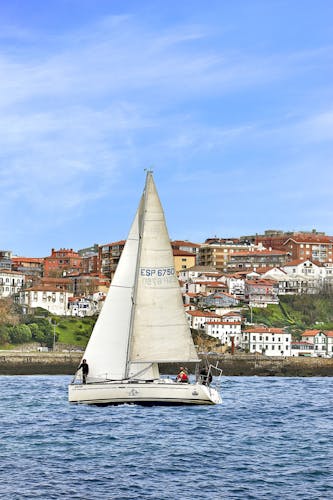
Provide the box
[0,352,82,375]
[0,351,332,377]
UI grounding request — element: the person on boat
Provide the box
[78,359,89,384]
[200,365,213,386]
[176,367,189,383]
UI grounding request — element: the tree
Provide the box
[9,324,32,344]
[0,298,19,326]
[0,325,10,345]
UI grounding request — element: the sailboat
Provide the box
[68,171,222,405]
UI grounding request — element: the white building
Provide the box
[0,270,25,297]
[205,315,242,346]
[185,309,221,330]
[243,327,291,356]
[225,275,245,298]
[290,341,315,357]
[17,286,73,315]
[68,297,98,317]
[301,330,332,357]
[178,266,220,282]
[327,331,333,357]
[280,259,324,294]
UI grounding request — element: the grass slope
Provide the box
[54,316,97,347]
[245,295,333,338]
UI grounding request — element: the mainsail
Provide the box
[80,171,198,382]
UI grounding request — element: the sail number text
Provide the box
[140,267,175,277]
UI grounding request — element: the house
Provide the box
[301,330,329,357]
[205,313,242,346]
[185,309,221,330]
[17,286,73,315]
[200,292,239,308]
[225,275,245,298]
[242,327,291,356]
[281,259,324,294]
[178,266,219,282]
[68,296,98,317]
[244,279,279,307]
[172,248,196,274]
[261,267,310,295]
[0,270,25,297]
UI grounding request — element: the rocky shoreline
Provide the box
[0,351,333,377]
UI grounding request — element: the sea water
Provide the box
[0,376,332,500]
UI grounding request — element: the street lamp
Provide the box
[53,322,56,351]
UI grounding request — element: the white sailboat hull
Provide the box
[68,380,222,405]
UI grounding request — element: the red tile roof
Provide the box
[244,327,285,334]
[186,310,221,318]
[172,249,196,256]
[301,330,321,337]
[283,235,333,244]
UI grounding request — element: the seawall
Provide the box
[0,351,333,376]
[206,354,333,377]
[0,351,82,375]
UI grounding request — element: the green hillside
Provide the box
[55,316,97,347]
[244,295,333,338]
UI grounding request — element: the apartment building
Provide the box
[226,247,289,272]
[12,256,44,278]
[199,238,253,271]
[283,234,333,263]
[44,248,82,277]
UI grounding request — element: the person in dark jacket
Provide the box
[200,365,213,386]
[78,359,89,384]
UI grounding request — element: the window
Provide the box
[272,345,275,350]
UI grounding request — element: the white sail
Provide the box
[128,172,199,372]
[81,197,143,381]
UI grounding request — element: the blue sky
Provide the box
[0,0,332,257]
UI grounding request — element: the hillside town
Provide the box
[1,228,333,358]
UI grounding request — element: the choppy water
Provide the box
[1,376,332,499]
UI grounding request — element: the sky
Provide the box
[0,0,332,257]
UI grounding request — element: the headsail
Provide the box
[81,196,143,381]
